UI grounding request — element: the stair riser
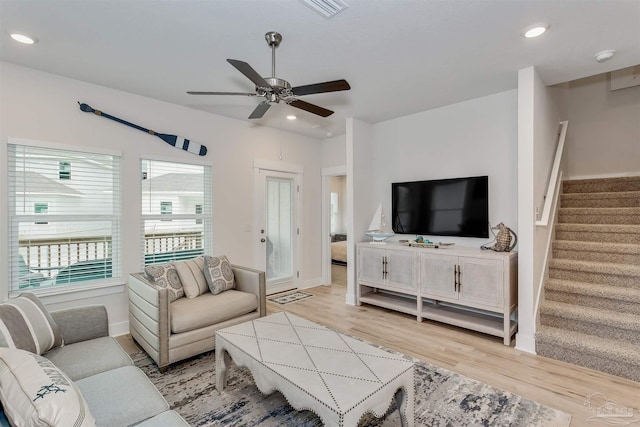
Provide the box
[540,314,640,346]
[552,249,640,265]
[563,181,640,194]
[536,340,640,382]
[548,268,640,288]
[545,290,640,315]
[555,231,640,244]
[561,197,640,208]
[558,213,640,225]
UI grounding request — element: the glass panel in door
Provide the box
[266,177,293,283]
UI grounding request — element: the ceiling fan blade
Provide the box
[289,99,334,117]
[227,59,271,89]
[249,101,271,119]
[291,79,351,96]
[187,91,257,96]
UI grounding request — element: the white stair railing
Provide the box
[534,120,569,327]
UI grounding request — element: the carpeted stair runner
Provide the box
[536,176,640,383]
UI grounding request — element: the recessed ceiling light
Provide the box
[286,115,297,120]
[523,25,548,38]
[595,49,615,63]
[10,33,37,44]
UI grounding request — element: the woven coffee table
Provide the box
[215,312,415,426]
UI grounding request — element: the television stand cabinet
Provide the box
[357,242,518,345]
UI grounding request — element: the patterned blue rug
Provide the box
[132,347,571,426]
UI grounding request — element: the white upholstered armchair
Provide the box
[128,263,266,370]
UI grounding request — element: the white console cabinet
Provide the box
[357,243,517,345]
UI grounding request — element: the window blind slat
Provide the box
[8,143,121,292]
[141,159,212,266]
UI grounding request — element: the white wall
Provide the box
[0,62,324,332]
[321,133,346,167]
[369,90,519,247]
[516,66,566,354]
[561,72,640,179]
[532,69,566,350]
[346,118,375,305]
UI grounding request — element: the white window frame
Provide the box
[140,157,212,267]
[7,138,122,297]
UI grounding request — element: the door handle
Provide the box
[260,238,266,243]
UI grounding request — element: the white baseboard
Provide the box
[298,277,324,290]
[514,332,537,354]
[109,320,130,337]
[344,293,357,306]
[568,171,640,180]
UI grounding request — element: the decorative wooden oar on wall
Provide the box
[78,102,207,156]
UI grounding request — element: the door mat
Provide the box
[267,291,313,305]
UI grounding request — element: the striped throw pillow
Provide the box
[0,348,97,427]
[0,293,63,355]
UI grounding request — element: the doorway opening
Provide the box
[321,166,347,286]
[254,163,301,295]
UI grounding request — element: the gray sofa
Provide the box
[0,303,188,427]
[128,263,266,370]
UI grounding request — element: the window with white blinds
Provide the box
[8,142,121,293]
[141,159,212,266]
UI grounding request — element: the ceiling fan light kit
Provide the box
[188,31,350,119]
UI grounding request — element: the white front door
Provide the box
[254,168,300,295]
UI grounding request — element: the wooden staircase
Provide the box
[536,176,640,382]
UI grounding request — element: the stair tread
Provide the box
[564,176,640,186]
[545,278,640,301]
[562,190,640,199]
[537,325,640,364]
[549,258,640,276]
[558,207,640,214]
[555,223,640,233]
[553,240,640,254]
[541,300,640,330]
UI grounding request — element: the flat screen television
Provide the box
[392,176,489,238]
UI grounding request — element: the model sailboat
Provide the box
[366,204,395,243]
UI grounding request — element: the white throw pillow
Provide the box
[0,348,97,427]
[174,256,208,298]
[203,255,235,295]
[0,292,63,355]
[144,262,184,302]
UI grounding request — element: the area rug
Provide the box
[266,291,313,305]
[132,348,571,427]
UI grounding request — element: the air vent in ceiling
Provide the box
[298,0,348,18]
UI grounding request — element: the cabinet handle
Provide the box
[458,266,462,291]
[454,265,457,292]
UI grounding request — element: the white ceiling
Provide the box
[2,0,639,139]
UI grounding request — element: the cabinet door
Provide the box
[419,253,458,300]
[358,246,385,285]
[458,257,503,309]
[386,250,416,291]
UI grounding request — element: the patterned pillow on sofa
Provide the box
[0,293,63,355]
[203,255,235,295]
[144,262,184,302]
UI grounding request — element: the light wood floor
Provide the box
[267,266,638,427]
[119,265,639,427]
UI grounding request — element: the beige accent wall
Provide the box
[560,71,640,179]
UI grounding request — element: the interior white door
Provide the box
[254,169,300,295]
